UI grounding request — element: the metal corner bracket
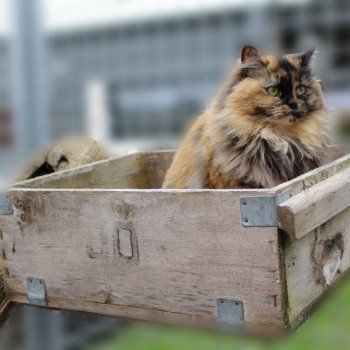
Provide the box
[217,298,244,329]
[27,277,47,307]
[240,189,292,227]
[0,192,12,215]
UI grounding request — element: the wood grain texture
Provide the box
[8,293,284,334]
[0,214,13,320]
[0,272,8,319]
[13,151,174,190]
[278,166,350,240]
[1,220,8,317]
[1,189,285,329]
[284,206,350,323]
[1,147,349,332]
[274,148,350,196]
[14,147,349,194]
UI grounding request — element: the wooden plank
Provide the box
[13,151,174,190]
[1,188,285,329]
[13,153,142,189]
[1,218,8,317]
[142,151,174,189]
[13,147,349,194]
[8,293,284,334]
[274,147,350,196]
[3,147,348,331]
[0,272,8,319]
[278,166,350,240]
[284,206,350,323]
[0,216,10,322]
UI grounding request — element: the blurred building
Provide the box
[1,0,350,180]
[45,0,350,148]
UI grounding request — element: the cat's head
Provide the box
[217,46,325,125]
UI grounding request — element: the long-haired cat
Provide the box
[162,46,331,189]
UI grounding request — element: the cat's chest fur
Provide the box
[212,130,322,188]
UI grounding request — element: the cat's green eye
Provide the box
[296,85,306,96]
[267,86,279,97]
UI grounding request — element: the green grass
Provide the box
[87,277,350,350]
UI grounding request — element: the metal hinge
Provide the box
[240,189,292,227]
[217,298,244,329]
[0,192,12,215]
[27,277,47,307]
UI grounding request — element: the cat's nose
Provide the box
[288,101,298,110]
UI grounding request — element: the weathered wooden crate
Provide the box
[1,148,350,333]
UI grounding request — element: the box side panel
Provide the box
[2,189,284,330]
[274,149,350,195]
[0,218,10,319]
[142,151,174,188]
[0,272,8,316]
[284,207,350,323]
[13,152,173,190]
[278,166,350,240]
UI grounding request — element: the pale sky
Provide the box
[0,0,9,34]
[42,0,262,31]
[0,0,308,34]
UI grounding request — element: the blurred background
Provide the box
[1,0,350,182]
[1,0,350,349]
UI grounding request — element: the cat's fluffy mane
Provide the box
[162,47,331,189]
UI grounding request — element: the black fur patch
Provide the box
[261,139,285,179]
[279,77,295,107]
[288,143,321,177]
[240,67,251,79]
[222,134,242,153]
[277,59,300,108]
[227,136,241,150]
[278,58,296,75]
[299,49,315,67]
[253,107,272,118]
[28,160,55,179]
[238,181,264,189]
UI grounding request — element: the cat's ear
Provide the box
[294,48,316,66]
[241,46,261,63]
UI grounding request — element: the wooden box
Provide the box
[1,148,350,333]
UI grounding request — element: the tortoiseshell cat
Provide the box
[163,46,331,189]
